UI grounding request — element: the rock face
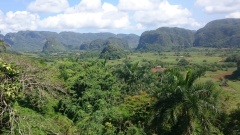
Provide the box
[2,31,139,52]
[80,37,129,51]
[137,27,195,51]
[194,18,240,48]
[42,38,66,53]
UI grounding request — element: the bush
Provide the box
[177,59,189,66]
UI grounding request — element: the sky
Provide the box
[0,0,240,35]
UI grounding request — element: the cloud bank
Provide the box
[195,0,240,18]
[0,10,39,34]
[0,0,204,34]
[28,0,69,13]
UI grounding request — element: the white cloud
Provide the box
[65,0,102,13]
[0,10,39,34]
[196,0,240,14]
[226,12,240,18]
[126,0,200,29]
[0,0,202,34]
[28,0,69,13]
[118,0,155,11]
[102,3,118,12]
[39,2,130,30]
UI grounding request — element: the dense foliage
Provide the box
[0,46,240,134]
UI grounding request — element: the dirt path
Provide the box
[212,72,232,79]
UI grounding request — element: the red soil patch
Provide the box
[151,68,166,73]
[212,72,232,79]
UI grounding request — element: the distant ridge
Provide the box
[194,18,240,48]
[2,31,139,52]
[2,18,240,52]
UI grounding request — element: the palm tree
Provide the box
[150,68,220,135]
[114,61,153,94]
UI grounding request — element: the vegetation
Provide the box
[1,18,240,134]
[0,46,240,134]
[151,68,220,134]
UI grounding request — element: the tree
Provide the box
[227,59,240,80]
[99,45,126,60]
[114,61,155,94]
[150,68,220,135]
[222,109,240,134]
[177,58,189,66]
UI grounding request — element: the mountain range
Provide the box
[1,18,240,52]
[2,31,139,52]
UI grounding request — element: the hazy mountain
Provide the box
[4,31,59,52]
[80,37,129,51]
[3,31,139,52]
[116,34,139,48]
[59,32,116,50]
[137,27,195,51]
[194,18,240,48]
[4,18,240,52]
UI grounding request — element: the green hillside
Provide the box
[137,27,195,51]
[194,18,240,48]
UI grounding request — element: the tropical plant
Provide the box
[114,61,155,94]
[150,68,220,135]
[222,109,240,134]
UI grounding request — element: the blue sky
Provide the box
[0,0,240,35]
